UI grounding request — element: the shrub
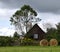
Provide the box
[20,38,33,46]
[49,39,58,46]
[40,39,48,46]
[20,38,39,46]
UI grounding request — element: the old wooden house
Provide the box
[25,24,46,40]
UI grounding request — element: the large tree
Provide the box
[10,5,41,35]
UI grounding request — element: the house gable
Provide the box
[25,24,46,40]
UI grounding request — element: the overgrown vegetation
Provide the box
[46,23,60,45]
[0,32,39,46]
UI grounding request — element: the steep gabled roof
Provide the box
[26,24,45,35]
[25,24,46,40]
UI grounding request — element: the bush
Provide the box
[20,38,39,46]
[20,38,33,46]
[40,39,48,46]
[49,39,58,46]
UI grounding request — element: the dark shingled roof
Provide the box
[25,24,46,40]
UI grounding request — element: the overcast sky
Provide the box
[0,0,60,36]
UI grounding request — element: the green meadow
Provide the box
[0,46,60,52]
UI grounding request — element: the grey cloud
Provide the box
[0,0,60,13]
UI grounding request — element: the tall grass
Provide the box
[0,46,60,52]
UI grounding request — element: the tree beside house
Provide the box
[10,5,41,35]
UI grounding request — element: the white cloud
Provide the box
[0,8,17,36]
[0,8,18,29]
[0,27,15,37]
[37,12,60,24]
[0,8,17,18]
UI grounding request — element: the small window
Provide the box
[34,34,38,39]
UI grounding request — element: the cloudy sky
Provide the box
[0,0,60,36]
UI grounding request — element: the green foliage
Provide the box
[13,32,20,39]
[21,5,37,16]
[0,36,39,46]
[46,23,60,45]
[10,5,37,24]
[56,23,60,42]
[0,36,21,46]
[46,28,57,41]
[0,36,14,46]
[20,38,39,46]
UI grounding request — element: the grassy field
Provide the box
[0,46,60,52]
